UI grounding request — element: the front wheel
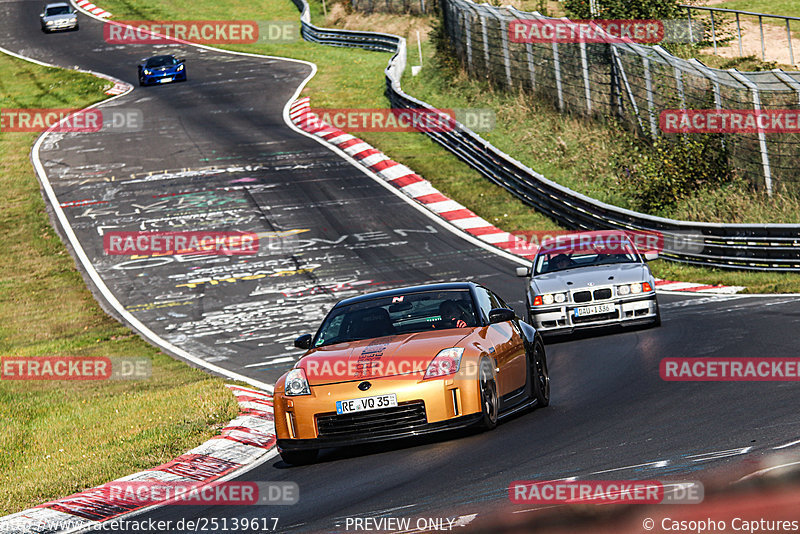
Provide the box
[478,358,499,430]
[530,339,550,407]
[279,449,318,466]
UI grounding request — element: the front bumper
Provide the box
[141,71,186,84]
[274,374,483,451]
[530,294,658,335]
[43,19,78,31]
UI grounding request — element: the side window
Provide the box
[473,287,493,324]
[488,291,504,310]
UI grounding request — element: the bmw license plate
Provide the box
[158,77,173,83]
[336,393,398,415]
[574,303,615,317]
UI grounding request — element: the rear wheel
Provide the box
[279,449,318,466]
[531,339,550,407]
[478,358,498,430]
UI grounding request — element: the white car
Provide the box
[516,230,660,336]
[40,3,79,32]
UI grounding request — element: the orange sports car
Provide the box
[273,282,550,465]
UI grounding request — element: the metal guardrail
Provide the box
[680,4,800,65]
[290,0,800,271]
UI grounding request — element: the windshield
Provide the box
[145,56,178,68]
[534,239,640,275]
[313,289,477,348]
[45,6,72,15]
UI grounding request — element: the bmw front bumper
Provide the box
[530,294,659,335]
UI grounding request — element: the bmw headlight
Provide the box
[284,368,311,396]
[617,282,653,296]
[535,292,567,306]
[46,20,55,25]
[177,64,184,71]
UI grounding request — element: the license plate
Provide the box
[158,77,173,83]
[574,303,615,317]
[336,393,398,415]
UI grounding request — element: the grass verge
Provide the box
[0,55,238,515]
[88,0,800,291]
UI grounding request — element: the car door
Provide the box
[474,287,527,395]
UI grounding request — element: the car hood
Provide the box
[531,263,650,294]
[298,330,471,385]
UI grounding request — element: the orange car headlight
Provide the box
[285,368,311,396]
[424,348,464,380]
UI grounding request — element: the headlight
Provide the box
[177,64,184,71]
[617,282,652,295]
[143,69,152,75]
[46,20,55,25]
[70,16,77,21]
[535,293,567,306]
[424,348,464,379]
[284,368,310,396]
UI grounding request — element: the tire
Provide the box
[652,302,662,327]
[530,339,550,407]
[478,358,499,430]
[279,449,318,466]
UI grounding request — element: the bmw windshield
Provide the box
[534,237,640,275]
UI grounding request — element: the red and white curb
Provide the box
[290,98,538,261]
[0,386,275,534]
[655,279,744,294]
[289,98,745,295]
[74,0,112,18]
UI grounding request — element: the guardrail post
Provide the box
[497,11,513,88]
[611,46,644,132]
[787,19,795,66]
[643,56,658,139]
[759,15,765,61]
[481,12,490,78]
[465,10,473,73]
[580,38,592,114]
[710,10,718,54]
[730,69,773,196]
[552,40,564,111]
[736,13,743,57]
[525,41,536,91]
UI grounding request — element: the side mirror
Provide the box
[294,334,312,350]
[515,266,531,277]
[643,252,658,261]
[488,308,516,324]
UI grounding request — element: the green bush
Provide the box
[613,130,732,214]
[564,0,683,20]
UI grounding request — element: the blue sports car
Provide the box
[137,55,187,86]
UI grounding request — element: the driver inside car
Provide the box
[436,300,471,329]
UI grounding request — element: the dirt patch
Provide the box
[325,2,434,41]
[699,16,798,67]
